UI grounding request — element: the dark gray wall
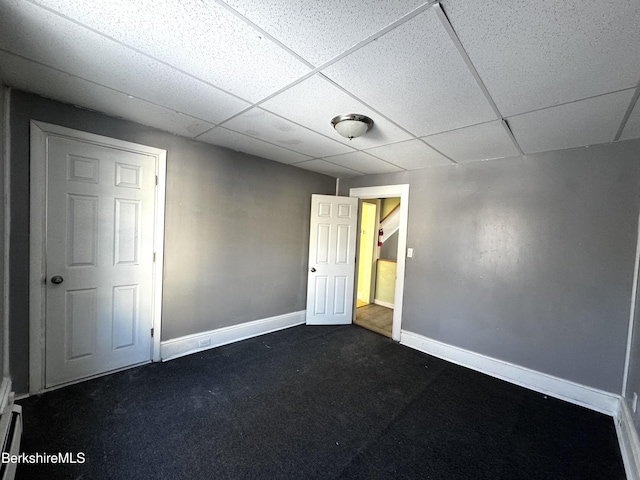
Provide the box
[161,137,328,338]
[341,140,640,394]
[9,90,335,393]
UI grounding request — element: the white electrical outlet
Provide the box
[633,392,638,413]
[199,338,212,348]
[407,248,414,258]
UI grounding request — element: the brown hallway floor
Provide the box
[354,303,393,337]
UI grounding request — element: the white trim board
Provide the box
[29,121,167,394]
[623,212,640,396]
[374,299,394,309]
[400,330,620,416]
[161,311,306,361]
[616,397,640,480]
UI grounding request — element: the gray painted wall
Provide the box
[380,231,398,261]
[0,84,5,382]
[9,90,335,393]
[341,140,640,394]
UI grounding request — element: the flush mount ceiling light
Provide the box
[331,114,374,140]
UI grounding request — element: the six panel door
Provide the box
[45,135,156,388]
[306,194,358,325]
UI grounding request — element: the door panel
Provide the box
[112,284,139,349]
[313,276,328,315]
[114,199,141,265]
[65,288,97,360]
[316,224,330,263]
[333,276,347,315]
[306,194,358,325]
[67,194,98,266]
[336,225,350,263]
[45,135,156,388]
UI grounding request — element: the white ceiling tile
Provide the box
[293,159,362,178]
[365,139,452,170]
[223,108,355,158]
[321,9,497,137]
[196,127,312,165]
[0,0,250,124]
[28,0,311,102]
[507,90,634,155]
[323,151,404,175]
[620,97,640,142]
[0,53,214,137]
[3,0,637,178]
[261,74,412,149]
[423,121,520,163]
[220,0,427,66]
[440,0,640,116]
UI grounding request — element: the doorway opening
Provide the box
[350,185,409,342]
[354,198,401,337]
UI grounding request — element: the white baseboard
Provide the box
[400,330,619,416]
[616,397,640,480]
[161,311,306,362]
[374,299,394,309]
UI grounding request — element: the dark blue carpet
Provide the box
[16,325,625,479]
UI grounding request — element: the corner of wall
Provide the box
[2,85,11,393]
[401,328,640,478]
[622,212,640,397]
[400,329,620,415]
[619,210,640,480]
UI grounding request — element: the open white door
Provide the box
[306,194,358,325]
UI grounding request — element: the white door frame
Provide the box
[29,121,167,394]
[350,185,409,341]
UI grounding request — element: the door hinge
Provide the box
[153,252,156,262]
[155,175,158,186]
[151,328,154,338]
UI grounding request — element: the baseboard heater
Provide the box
[0,401,22,480]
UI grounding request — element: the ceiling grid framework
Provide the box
[615,82,640,142]
[432,3,524,157]
[0,0,638,177]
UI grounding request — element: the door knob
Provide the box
[50,275,64,285]
[310,268,316,272]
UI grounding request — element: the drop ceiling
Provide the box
[0,0,639,178]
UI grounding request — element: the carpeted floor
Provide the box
[16,325,625,479]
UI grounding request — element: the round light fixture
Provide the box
[331,114,374,140]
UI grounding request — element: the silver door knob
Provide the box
[310,268,316,272]
[51,275,64,284]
